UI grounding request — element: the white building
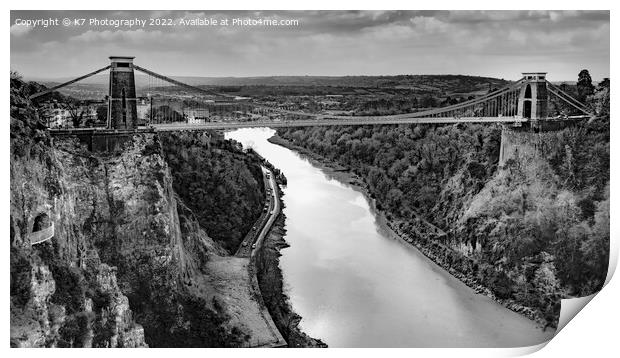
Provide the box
[49,108,71,128]
[137,99,150,120]
[186,108,210,124]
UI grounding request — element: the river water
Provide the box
[226,128,554,348]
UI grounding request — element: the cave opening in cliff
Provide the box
[32,213,51,232]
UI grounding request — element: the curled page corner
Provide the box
[553,233,617,336]
[604,232,618,287]
[518,287,609,355]
[508,340,552,356]
[556,294,597,333]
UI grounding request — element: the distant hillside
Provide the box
[173,74,510,93]
[29,73,510,101]
[29,73,509,89]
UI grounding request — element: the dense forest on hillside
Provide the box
[276,76,610,325]
[160,132,265,254]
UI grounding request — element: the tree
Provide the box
[598,78,610,90]
[576,69,595,103]
[58,97,88,128]
[96,105,108,125]
[420,95,437,108]
[10,70,22,81]
[579,189,610,292]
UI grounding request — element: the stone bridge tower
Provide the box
[108,56,138,129]
[517,72,548,120]
[499,72,558,166]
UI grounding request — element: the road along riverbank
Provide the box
[223,134,326,348]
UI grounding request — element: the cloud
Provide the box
[410,16,449,33]
[9,10,609,80]
[10,23,31,37]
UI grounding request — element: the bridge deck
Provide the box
[151,116,527,131]
[47,115,592,135]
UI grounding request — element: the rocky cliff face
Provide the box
[449,127,609,321]
[10,77,250,347]
[10,79,149,347]
[10,131,175,347]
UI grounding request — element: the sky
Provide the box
[10,10,610,81]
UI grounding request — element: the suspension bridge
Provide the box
[30,56,594,136]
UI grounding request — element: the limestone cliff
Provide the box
[10,77,249,347]
[10,78,149,347]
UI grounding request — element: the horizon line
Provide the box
[21,72,600,84]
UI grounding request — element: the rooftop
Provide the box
[109,56,135,62]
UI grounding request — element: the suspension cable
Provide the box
[545,81,593,115]
[547,87,594,116]
[29,65,112,100]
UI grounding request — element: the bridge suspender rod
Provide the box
[508,91,511,115]
[320,82,521,121]
[513,90,518,115]
[508,91,512,116]
[135,64,528,121]
[29,65,112,100]
[404,79,524,118]
[506,92,510,116]
[133,65,237,100]
[134,64,527,121]
[499,94,503,115]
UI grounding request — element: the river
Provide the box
[225,127,555,348]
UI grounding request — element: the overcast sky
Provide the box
[10,10,610,81]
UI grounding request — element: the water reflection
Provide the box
[226,128,554,348]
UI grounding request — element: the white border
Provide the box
[4,1,616,357]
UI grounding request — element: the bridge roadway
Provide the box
[152,116,527,131]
